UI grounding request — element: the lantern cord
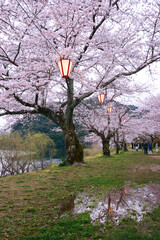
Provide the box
[15,0,61,57]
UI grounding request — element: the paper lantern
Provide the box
[58,59,72,78]
[98,94,105,104]
[107,105,112,113]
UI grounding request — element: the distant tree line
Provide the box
[0,131,56,177]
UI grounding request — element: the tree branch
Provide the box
[0,46,19,67]
[72,91,93,108]
[14,94,36,108]
[13,42,21,63]
[0,110,38,117]
[102,55,160,88]
[73,10,111,69]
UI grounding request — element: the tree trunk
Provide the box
[103,138,110,157]
[114,131,119,154]
[116,143,119,154]
[63,126,84,165]
[123,141,128,151]
[38,78,84,166]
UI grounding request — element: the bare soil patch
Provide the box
[133,163,160,172]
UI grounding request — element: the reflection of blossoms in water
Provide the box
[74,192,98,213]
[74,183,160,224]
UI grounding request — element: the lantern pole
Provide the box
[66,77,73,103]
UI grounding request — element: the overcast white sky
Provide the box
[118,62,160,106]
[136,62,160,95]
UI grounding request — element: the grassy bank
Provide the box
[0,150,160,239]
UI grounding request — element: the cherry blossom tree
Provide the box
[116,105,158,149]
[78,99,131,156]
[134,94,160,142]
[0,0,160,164]
[115,108,143,148]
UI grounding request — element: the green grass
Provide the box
[0,150,159,239]
[17,210,160,240]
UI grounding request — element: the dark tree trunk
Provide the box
[103,138,110,156]
[123,141,128,151]
[116,143,119,154]
[114,131,119,154]
[63,125,84,165]
[62,78,84,165]
[150,135,154,143]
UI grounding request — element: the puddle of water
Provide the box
[73,183,160,224]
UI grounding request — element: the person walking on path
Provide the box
[135,143,139,152]
[143,141,148,154]
[155,143,158,153]
[148,141,152,154]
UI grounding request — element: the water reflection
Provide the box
[74,183,160,224]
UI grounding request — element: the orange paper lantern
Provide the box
[98,94,105,104]
[107,106,112,113]
[58,59,72,78]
